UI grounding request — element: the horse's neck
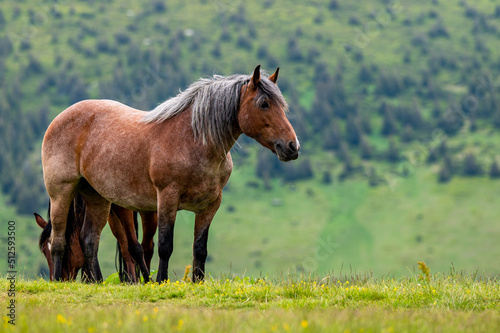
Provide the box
[153,108,241,161]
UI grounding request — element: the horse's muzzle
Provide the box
[275,140,300,162]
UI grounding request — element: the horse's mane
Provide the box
[142,71,288,152]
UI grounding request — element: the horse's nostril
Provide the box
[288,141,296,151]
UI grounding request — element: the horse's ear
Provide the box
[268,67,279,84]
[250,64,261,89]
[34,213,48,229]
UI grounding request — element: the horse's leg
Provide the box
[193,197,222,282]
[113,206,150,283]
[156,189,178,283]
[48,184,78,281]
[108,208,137,283]
[79,191,110,283]
[140,212,157,272]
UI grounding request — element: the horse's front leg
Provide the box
[193,196,222,282]
[156,189,178,283]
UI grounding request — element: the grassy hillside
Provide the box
[1,0,500,279]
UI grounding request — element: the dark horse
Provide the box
[35,194,157,282]
[42,65,299,282]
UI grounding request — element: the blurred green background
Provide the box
[0,0,499,279]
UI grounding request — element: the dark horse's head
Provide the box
[35,195,85,281]
[238,65,300,162]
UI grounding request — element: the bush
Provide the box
[236,35,252,50]
[322,171,332,185]
[360,136,373,160]
[381,107,398,136]
[428,20,449,38]
[328,0,339,10]
[348,16,361,26]
[386,139,400,163]
[153,1,167,12]
[376,71,404,97]
[463,152,483,176]
[345,116,362,145]
[287,38,303,61]
[438,156,453,183]
[368,167,380,187]
[283,159,314,182]
[114,31,131,45]
[0,9,5,30]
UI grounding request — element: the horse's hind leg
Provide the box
[140,212,157,271]
[48,183,79,281]
[108,210,137,283]
[113,206,151,283]
[79,190,111,283]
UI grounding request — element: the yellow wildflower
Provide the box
[56,314,67,324]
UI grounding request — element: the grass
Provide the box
[2,271,499,332]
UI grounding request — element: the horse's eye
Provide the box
[260,101,270,109]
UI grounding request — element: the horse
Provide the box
[42,65,299,282]
[35,194,157,282]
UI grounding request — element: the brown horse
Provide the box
[42,65,299,282]
[35,194,157,282]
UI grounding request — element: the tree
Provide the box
[386,139,400,163]
[322,171,333,184]
[489,160,500,178]
[328,0,339,10]
[358,65,372,83]
[401,125,414,143]
[287,37,303,61]
[323,122,342,150]
[345,116,362,145]
[463,152,483,176]
[427,147,439,164]
[0,9,5,30]
[337,142,353,165]
[368,167,379,187]
[376,70,404,97]
[438,156,453,183]
[360,136,373,160]
[381,107,398,136]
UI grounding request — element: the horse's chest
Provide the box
[177,172,228,212]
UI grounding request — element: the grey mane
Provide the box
[141,72,288,152]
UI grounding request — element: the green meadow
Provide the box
[2,271,499,333]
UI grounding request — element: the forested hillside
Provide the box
[1,0,500,278]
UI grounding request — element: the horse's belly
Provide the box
[178,191,220,212]
[83,172,158,212]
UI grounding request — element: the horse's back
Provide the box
[42,100,146,189]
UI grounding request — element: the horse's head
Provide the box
[35,213,83,281]
[239,65,300,162]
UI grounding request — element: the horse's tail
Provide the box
[116,239,125,282]
[133,211,141,279]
